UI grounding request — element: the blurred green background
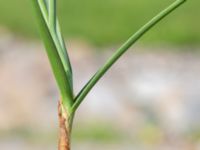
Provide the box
[0,0,199,46]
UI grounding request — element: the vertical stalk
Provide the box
[49,0,56,31]
[58,100,74,150]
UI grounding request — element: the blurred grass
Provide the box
[0,0,199,46]
[72,123,124,143]
[0,123,124,144]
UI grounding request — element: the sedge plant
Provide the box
[31,0,186,150]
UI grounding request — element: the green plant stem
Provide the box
[49,0,56,31]
[32,0,73,111]
[38,0,48,23]
[38,0,73,90]
[71,0,186,113]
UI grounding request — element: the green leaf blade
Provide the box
[71,0,187,113]
[32,0,74,110]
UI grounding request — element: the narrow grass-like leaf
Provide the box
[71,0,187,113]
[32,0,73,110]
[39,0,73,86]
[49,0,56,31]
[38,0,73,96]
[38,0,48,23]
[43,0,73,89]
[56,21,73,82]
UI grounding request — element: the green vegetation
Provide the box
[0,0,197,46]
[0,124,124,143]
[73,124,124,143]
[31,0,186,149]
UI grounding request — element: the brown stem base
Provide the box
[58,101,71,150]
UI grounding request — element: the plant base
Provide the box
[58,101,71,150]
